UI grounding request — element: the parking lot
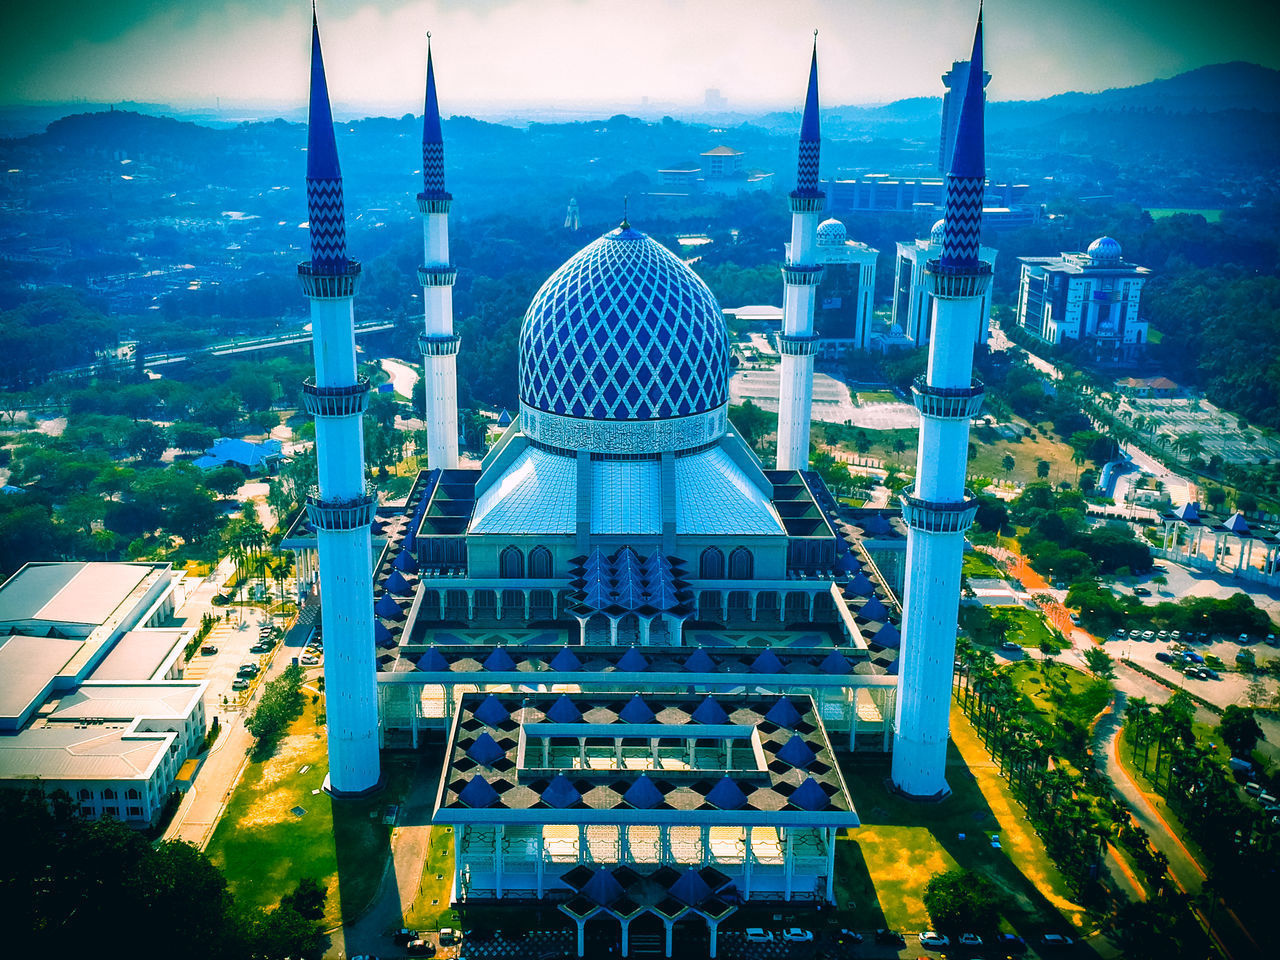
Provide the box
[180,606,315,714]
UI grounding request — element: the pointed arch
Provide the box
[728,546,754,580]
[700,547,725,580]
[528,545,553,579]
[499,546,524,579]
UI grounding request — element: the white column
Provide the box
[494,824,504,897]
[453,826,464,901]
[783,828,794,901]
[825,827,837,902]
[742,828,753,899]
[536,829,545,898]
[776,201,822,471]
[420,202,459,468]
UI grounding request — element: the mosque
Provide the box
[287,7,991,954]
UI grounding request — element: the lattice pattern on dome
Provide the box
[519,227,729,421]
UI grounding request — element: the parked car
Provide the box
[438,928,460,945]
[231,678,250,691]
[1128,629,1141,639]
[996,933,1027,951]
[959,932,983,945]
[392,930,419,947]
[405,940,434,956]
[834,928,863,945]
[1169,630,1181,641]
[237,663,259,677]
[201,644,218,655]
[1134,586,1151,596]
[1184,651,1205,664]
[1000,641,1022,652]
[875,929,906,946]
[1155,651,1175,663]
[1141,630,1155,640]
[1156,630,1169,641]
[919,931,951,948]
[1040,933,1074,948]
[1239,633,1252,643]
[781,929,813,942]
[1113,628,1127,639]
[744,929,774,943]
[1201,668,1220,680]
[1267,634,1279,647]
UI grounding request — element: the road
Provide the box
[381,357,420,400]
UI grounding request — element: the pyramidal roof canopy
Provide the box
[947,5,985,180]
[306,13,341,181]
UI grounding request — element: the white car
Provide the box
[744,928,774,943]
[959,932,983,945]
[781,928,813,942]
[919,931,950,948]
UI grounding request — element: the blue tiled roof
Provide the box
[519,226,728,421]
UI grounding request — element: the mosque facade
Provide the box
[287,5,992,950]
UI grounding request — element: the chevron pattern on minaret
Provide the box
[797,139,820,194]
[423,141,447,196]
[307,177,349,273]
[940,174,983,267]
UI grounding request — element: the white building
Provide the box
[1015,236,1152,359]
[0,561,206,824]
[788,218,878,351]
[892,219,996,346]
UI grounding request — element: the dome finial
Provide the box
[620,194,630,230]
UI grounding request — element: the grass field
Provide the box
[205,711,419,927]
[1007,660,1111,729]
[833,712,1085,936]
[855,390,899,404]
[963,550,1005,580]
[993,606,1067,652]
[404,826,459,931]
[823,421,1080,488]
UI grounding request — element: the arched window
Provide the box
[101,788,116,800]
[699,547,725,580]
[528,546,553,579]
[126,788,140,800]
[78,789,92,801]
[499,546,524,579]
[728,547,754,580]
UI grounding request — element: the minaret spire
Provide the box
[891,2,991,800]
[797,32,821,193]
[299,7,380,796]
[305,10,346,273]
[417,33,461,468]
[422,32,446,195]
[774,35,826,472]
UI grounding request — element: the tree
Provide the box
[1217,705,1264,757]
[245,664,305,757]
[169,421,218,454]
[1036,459,1051,479]
[125,420,168,462]
[205,465,247,498]
[1001,453,1016,477]
[923,868,1000,933]
[1083,646,1115,679]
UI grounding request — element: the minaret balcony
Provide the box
[419,333,461,357]
[297,260,362,299]
[305,484,377,531]
[417,191,453,214]
[787,191,826,214]
[418,264,458,288]
[924,259,992,300]
[301,376,372,417]
[899,486,979,535]
[776,333,820,357]
[781,264,824,286]
[911,376,985,420]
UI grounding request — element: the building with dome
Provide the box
[795,218,878,351]
[892,218,996,346]
[1014,236,1152,359]
[280,26,909,954]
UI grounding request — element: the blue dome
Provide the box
[816,218,846,246]
[1087,235,1122,263]
[519,226,729,422]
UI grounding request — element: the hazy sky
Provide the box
[2,0,1276,114]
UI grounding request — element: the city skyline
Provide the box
[2,0,1276,114]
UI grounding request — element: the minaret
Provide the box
[299,12,380,795]
[418,35,460,469]
[775,36,824,471]
[891,6,990,799]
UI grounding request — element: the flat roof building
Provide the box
[0,562,206,825]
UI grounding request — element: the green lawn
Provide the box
[856,390,899,404]
[405,826,459,931]
[963,550,1004,580]
[1007,660,1112,728]
[205,712,420,927]
[993,606,1067,652]
[834,741,1085,935]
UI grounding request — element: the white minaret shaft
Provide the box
[419,38,460,469]
[775,40,823,472]
[892,5,989,799]
[301,13,380,795]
